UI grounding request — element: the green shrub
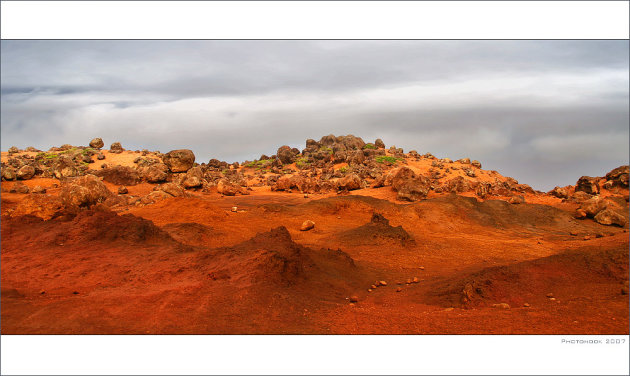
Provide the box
[339,166,348,173]
[363,143,376,150]
[375,156,400,164]
[320,146,333,155]
[296,157,310,168]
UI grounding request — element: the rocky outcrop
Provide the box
[575,176,600,195]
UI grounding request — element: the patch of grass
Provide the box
[319,146,333,155]
[37,152,59,160]
[245,159,274,169]
[296,157,310,168]
[82,147,94,155]
[339,166,348,173]
[375,156,400,164]
[363,143,376,150]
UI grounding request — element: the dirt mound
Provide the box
[2,208,189,250]
[203,226,364,291]
[413,194,614,234]
[337,212,414,246]
[427,246,629,309]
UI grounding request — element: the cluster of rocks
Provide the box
[546,166,629,227]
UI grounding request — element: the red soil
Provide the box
[2,182,628,334]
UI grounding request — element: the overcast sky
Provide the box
[1,40,628,190]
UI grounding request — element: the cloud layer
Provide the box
[1,40,628,190]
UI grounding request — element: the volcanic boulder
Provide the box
[89,138,104,149]
[142,163,169,183]
[163,149,195,173]
[336,174,362,191]
[549,186,570,199]
[16,165,35,180]
[391,167,431,201]
[277,145,299,165]
[110,142,124,154]
[59,174,113,209]
[160,182,185,197]
[52,155,79,179]
[1,166,17,181]
[182,166,204,188]
[217,178,247,196]
[575,176,600,195]
[594,209,627,227]
[604,165,629,188]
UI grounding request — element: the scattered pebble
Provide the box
[549,297,556,301]
[406,279,412,284]
[300,220,315,231]
[443,307,454,312]
[367,289,372,292]
[546,293,554,298]
[396,287,402,292]
[304,194,309,198]
[349,295,359,303]
[231,206,238,212]
[492,303,510,310]
[412,277,419,283]
[419,266,425,270]
[396,281,402,285]
[370,284,377,289]
[583,235,591,241]
[378,280,387,286]
[523,303,530,307]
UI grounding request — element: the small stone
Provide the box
[549,297,556,301]
[231,206,238,212]
[378,280,387,286]
[412,277,419,283]
[406,279,412,284]
[370,285,377,289]
[118,186,128,194]
[523,303,530,307]
[349,303,355,306]
[304,193,309,198]
[419,266,425,270]
[300,220,315,231]
[396,287,402,292]
[396,281,403,285]
[31,185,47,194]
[583,235,591,241]
[349,295,359,303]
[72,291,79,295]
[492,303,510,309]
[569,231,578,236]
[367,289,372,292]
[546,293,554,298]
[443,307,454,312]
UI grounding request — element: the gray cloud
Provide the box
[1,40,628,190]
